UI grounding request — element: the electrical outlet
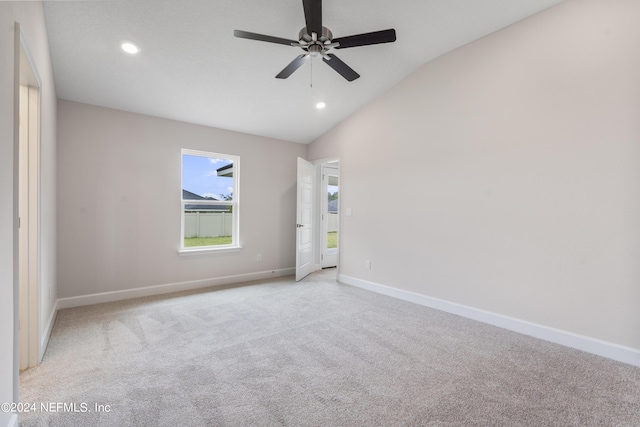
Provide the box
[365,260,371,270]
[257,253,262,262]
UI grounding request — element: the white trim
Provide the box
[39,299,57,362]
[57,268,295,309]
[178,245,242,256]
[338,274,640,368]
[4,413,18,427]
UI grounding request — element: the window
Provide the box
[180,149,239,253]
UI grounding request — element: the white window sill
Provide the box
[178,245,242,256]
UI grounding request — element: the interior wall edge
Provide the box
[39,300,58,362]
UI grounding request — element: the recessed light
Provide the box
[316,102,326,109]
[121,41,139,54]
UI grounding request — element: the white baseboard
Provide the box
[40,299,58,361]
[57,268,295,310]
[2,413,18,427]
[339,274,640,368]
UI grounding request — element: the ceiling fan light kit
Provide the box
[234,0,396,81]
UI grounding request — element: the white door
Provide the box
[296,158,314,281]
[321,165,339,268]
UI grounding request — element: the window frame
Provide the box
[179,148,240,255]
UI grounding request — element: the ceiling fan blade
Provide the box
[334,29,396,49]
[276,54,310,79]
[322,54,360,82]
[303,0,322,36]
[234,30,298,46]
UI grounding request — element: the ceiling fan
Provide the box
[234,0,396,82]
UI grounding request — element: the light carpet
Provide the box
[19,269,640,426]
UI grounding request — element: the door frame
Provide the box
[320,164,339,268]
[295,157,341,281]
[16,23,41,372]
[312,158,340,275]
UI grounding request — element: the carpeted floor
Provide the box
[19,269,640,426]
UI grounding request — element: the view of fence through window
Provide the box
[181,150,238,249]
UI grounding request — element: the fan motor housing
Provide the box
[299,26,333,43]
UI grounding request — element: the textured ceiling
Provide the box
[43,0,563,144]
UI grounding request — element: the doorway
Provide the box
[321,164,339,268]
[17,25,41,371]
[295,158,340,281]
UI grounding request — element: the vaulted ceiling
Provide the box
[43,0,563,144]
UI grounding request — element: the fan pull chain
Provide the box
[310,56,313,89]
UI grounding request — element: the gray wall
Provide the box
[309,0,640,351]
[0,1,57,422]
[57,100,307,298]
